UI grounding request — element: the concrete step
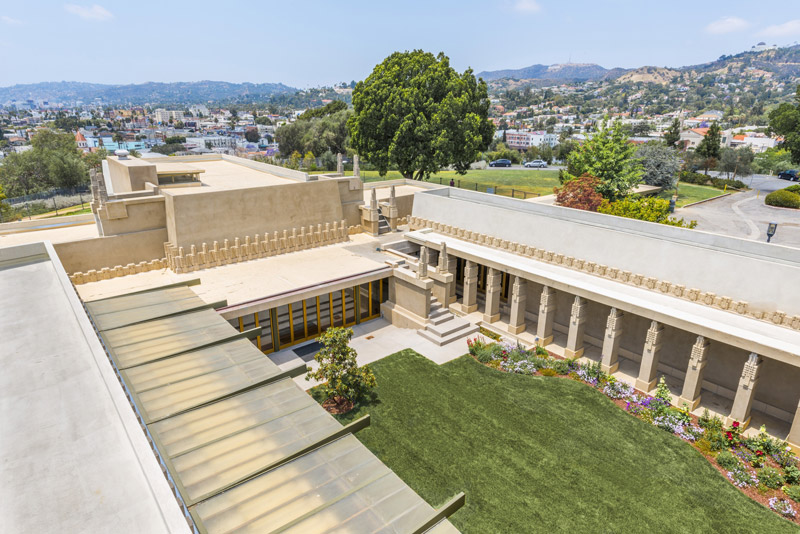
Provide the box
[430,301,443,312]
[429,312,453,326]
[417,322,479,346]
[427,315,473,337]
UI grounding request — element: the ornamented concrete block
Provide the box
[635,321,664,393]
[483,267,502,323]
[462,260,479,313]
[536,286,557,346]
[600,308,624,373]
[772,311,786,325]
[703,292,716,306]
[565,296,588,358]
[508,275,528,335]
[727,353,762,428]
[678,336,711,410]
[688,288,700,301]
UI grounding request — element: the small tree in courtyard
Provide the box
[306,327,376,412]
[554,174,603,211]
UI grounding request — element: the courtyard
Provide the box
[315,349,800,533]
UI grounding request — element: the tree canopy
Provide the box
[276,108,351,157]
[348,50,494,179]
[566,118,643,200]
[0,130,87,197]
[695,121,722,173]
[769,85,800,164]
[636,143,680,189]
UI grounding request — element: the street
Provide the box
[677,174,800,248]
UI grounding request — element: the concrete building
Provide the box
[504,129,559,151]
[3,151,800,531]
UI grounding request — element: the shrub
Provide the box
[540,368,558,377]
[785,465,800,485]
[717,450,742,470]
[710,177,746,190]
[759,467,785,489]
[305,327,376,406]
[550,358,575,375]
[765,189,800,208]
[534,345,548,357]
[553,174,604,211]
[784,485,800,503]
[727,465,758,488]
[769,497,797,518]
[679,171,709,185]
[706,430,727,451]
[786,184,800,194]
[698,409,724,432]
[696,438,716,456]
[597,196,697,228]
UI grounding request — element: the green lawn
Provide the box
[345,168,561,197]
[314,350,798,533]
[659,183,731,208]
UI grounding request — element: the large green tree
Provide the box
[276,109,351,157]
[636,143,681,189]
[348,50,494,179]
[566,118,643,200]
[0,130,88,196]
[769,85,800,164]
[695,121,722,174]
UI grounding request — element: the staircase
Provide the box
[377,207,391,235]
[417,298,479,346]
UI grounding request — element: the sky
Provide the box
[1,1,799,88]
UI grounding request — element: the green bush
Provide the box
[785,465,800,485]
[679,171,709,185]
[758,467,785,489]
[717,450,742,470]
[710,178,746,190]
[534,345,548,357]
[550,359,574,375]
[765,189,800,209]
[706,430,727,451]
[598,196,697,228]
[784,485,800,503]
[786,184,800,194]
[540,368,558,377]
[698,409,724,432]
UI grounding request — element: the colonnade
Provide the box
[455,258,799,440]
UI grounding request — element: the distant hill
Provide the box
[479,44,800,87]
[478,63,611,82]
[0,80,297,105]
[616,66,680,85]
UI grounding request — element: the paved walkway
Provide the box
[268,318,471,390]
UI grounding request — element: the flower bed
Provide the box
[467,335,800,525]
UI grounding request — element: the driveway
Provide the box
[677,174,800,248]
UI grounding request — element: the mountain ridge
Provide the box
[0,80,297,105]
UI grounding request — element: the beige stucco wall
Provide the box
[413,188,800,317]
[163,180,346,249]
[106,156,158,193]
[97,197,167,236]
[54,228,167,273]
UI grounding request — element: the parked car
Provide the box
[489,159,512,167]
[778,169,799,181]
[524,159,547,168]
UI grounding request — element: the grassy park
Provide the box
[346,168,562,197]
[659,183,732,208]
[315,350,798,533]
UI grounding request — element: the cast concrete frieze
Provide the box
[408,216,800,333]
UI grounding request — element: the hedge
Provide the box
[765,189,800,209]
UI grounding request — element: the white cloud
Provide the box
[1,15,22,25]
[705,16,749,35]
[64,4,113,21]
[758,19,800,38]
[513,0,541,14]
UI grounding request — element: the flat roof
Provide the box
[85,284,461,532]
[364,183,433,203]
[76,233,395,305]
[151,159,295,194]
[0,242,190,534]
[0,220,99,247]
